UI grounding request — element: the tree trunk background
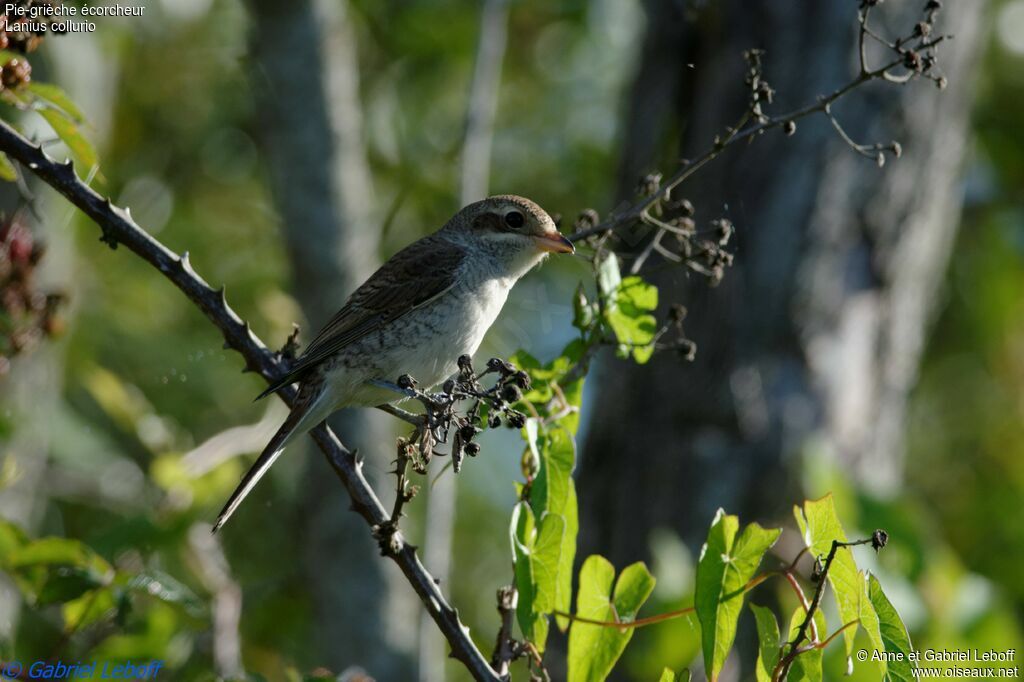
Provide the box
[247,0,415,676]
[579,0,986,572]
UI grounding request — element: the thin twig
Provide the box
[772,536,875,681]
[490,586,520,676]
[566,38,948,245]
[0,120,503,682]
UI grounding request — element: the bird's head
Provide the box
[445,195,575,268]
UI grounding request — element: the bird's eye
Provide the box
[504,211,525,229]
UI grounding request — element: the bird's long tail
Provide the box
[212,384,328,533]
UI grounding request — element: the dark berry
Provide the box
[500,384,522,403]
[511,371,531,390]
[1,58,31,89]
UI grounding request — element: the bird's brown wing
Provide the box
[256,236,466,400]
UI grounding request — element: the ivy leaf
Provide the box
[695,509,781,682]
[750,603,781,682]
[794,494,884,673]
[522,421,578,634]
[532,513,566,615]
[568,556,656,682]
[868,573,917,681]
[511,502,547,648]
[555,483,578,631]
[38,107,98,173]
[606,276,659,363]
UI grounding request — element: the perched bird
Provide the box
[213,195,573,531]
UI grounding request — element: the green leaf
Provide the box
[4,537,113,605]
[26,82,88,123]
[0,518,28,557]
[526,422,578,631]
[510,502,544,646]
[786,607,826,682]
[63,586,119,630]
[750,604,781,682]
[0,152,16,182]
[868,573,917,682]
[511,339,586,417]
[606,276,659,363]
[793,494,882,668]
[38,107,98,172]
[555,483,578,631]
[125,569,205,619]
[659,669,690,682]
[568,556,656,682]
[532,513,566,614]
[695,510,781,682]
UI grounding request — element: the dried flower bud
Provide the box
[397,374,417,390]
[465,442,481,457]
[507,411,526,429]
[1,58,31,89]
[500,384,522,403]
[783,120,797,136]
[575,209,599,230]
[457,354,473,372]
[871,529,889,551]
[902,50,922,73]
[442,378,456,394]
[511,370,531,391]
[487,413,502,429]
[668,303,688,324]
[637,172,662,197]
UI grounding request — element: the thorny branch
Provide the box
[0,119,505,682]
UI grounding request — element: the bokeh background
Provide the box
[0,0,1021,680]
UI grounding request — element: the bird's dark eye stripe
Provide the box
[504,210,525,229]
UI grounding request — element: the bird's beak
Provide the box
[533,232,575,254]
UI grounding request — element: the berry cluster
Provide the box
[395,354,530,475]
[0,0,66,91]
[0,216,64,376]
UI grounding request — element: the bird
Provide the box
[212,195,574,532]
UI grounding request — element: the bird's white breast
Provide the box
[325,272,515,407]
